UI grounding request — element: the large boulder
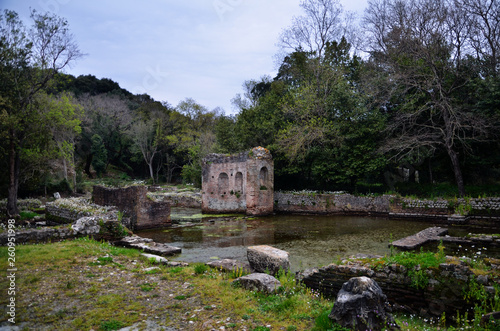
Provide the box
[329,276,399,331]
[233,273,281,294]
[247,245,290,276]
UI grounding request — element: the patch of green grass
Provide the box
[100,319,125,331]
[139,283,156,292]
[256,293,297,314]
[19,210,39,220]
[174,295,187,300]
[193,263,209,275]
[144,268,160,274]
[168,266,185,274]
[372,244,447,289]
[311,308,350,330]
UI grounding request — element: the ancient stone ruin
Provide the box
[201,147,274,216]
[92,185,171,230]
[329,276,399,331]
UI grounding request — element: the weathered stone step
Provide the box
[114,235,181,256]
[391,227,448,250]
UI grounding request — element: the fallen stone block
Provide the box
[141,242,181,256]
[233,273,281,294]
[114,235,154,246]
[247,245,290,276]
[114,235,181,256]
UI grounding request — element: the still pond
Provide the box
[137,208,480,272]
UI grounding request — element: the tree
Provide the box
[0,9,82,216]
[41,92,82,187]
[363,0,498,196]
[130,119,160,184]
[77,93,132,177]
[175,98,219,186]
[277,0,351,61]
[275,39,386,189]
[90,134,107,177]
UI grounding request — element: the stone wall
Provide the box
[201,147,274,216]
[274,192,391,216]
[93,185,170,230]
[275,192,500,221]
[202,152,248,213]
[149,192,201,208]
[298,259,494,318]
[0,227,76,245]
[46,198,118,224]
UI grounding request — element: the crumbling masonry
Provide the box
[201,147,274,216]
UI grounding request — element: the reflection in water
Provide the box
[138,209,443,272]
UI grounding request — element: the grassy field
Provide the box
[0,237,497,330]
[0,238,336,330]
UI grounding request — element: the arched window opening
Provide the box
[259,167,268,190]
[218,172,229,195]
[235,172,243,197]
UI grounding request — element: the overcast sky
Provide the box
[2,0,367,114]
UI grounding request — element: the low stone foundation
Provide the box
[148,192,201,208]
[275,192,500,223]
[298,257,499,318]
[93,185,170,230]
[274,192,391,215]
[0,217,130,245]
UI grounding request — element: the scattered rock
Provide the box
[71,217,100,235]
[247,245,289,276]
[206,259,252,273]
[141,242,182,256]
[233,273,281,294]
[166,261,189,267]
[329,276,399,331]
[141,253,168,264]
[114,236,181,256]
[115,235,154,246]
[117,319,179,331]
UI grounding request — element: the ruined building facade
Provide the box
[201,147,274,216]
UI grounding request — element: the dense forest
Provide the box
[1,0,500,216]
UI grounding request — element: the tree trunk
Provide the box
[148,159,155,185]
[7,130,20,217]
[447,146,466,197]
[62,157,68,180]
[442,106,466,197]
[428,159,433,184]
[84,154,93,178]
